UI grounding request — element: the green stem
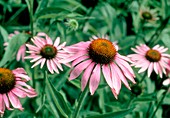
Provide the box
[30,1,34,36]
[139,72,147,83]
[150,86,170,118]
[72,86,89,118]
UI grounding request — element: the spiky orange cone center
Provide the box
[89,39,116,64]
[0,68,15,94]
[145,49,161,62]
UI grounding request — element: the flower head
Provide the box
[128,44,170,78]
[4,30,27,62]
[0,68,37,117]
[140,7,158,22]
[64,19,79,31]
[61,36,136,99]
[25,32,70,74]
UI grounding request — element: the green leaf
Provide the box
[46,74,71,118]
[35,7,70,19]
[0,33,29,67]
[85,107,135,118]
[133,93,157,103]
[161,33,170,49]
[0,25,8,42]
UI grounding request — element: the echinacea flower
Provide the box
[60,36,136,99]
[0,68,37,117]
[128,44,170,78]
[25,32,70,74]
[4,30,27,62]
[140,7,158,22]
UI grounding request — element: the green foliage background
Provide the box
[0,0,170,118]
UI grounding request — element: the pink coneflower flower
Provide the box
[25,32,70,74]
[128,44,170,78]
[4,30,27,62]
[60,36,136,99]
[0,68,37,117]
[139,7,158,22]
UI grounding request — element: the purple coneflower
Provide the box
[4,30,26,62]
[60,36,136,99]
[128,44,170,78]
[25,32,70,74]
[0,68,37,117]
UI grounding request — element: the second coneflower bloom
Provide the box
[25,32,70,74]
[0,68,37,117]
[4,31,27,62]
[61,36,136,99]
[128,44,170,78]
[140,7,158,22]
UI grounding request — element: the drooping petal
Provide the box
[69,59,92,80]
[89,64,101,95]
[81,62,95,91]
[148,62,154,77]
[54,37,60,47]
[102,64,113,88]
[3,94,13,110]
[8,92,24,110]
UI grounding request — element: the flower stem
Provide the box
[139,72,147,83]
[150,86,170,118]
[72,86,89,118]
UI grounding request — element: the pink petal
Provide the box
[89,64,101,95]
[26,44,40,51]
[110,62,131,90]
[81,62,95,91]
[54,37,60,47]
[72,55,89,67]
[15,74,31,81]
[30,56,42,62]
[12,68,26,74]
[3,94,13,110]
[50,59,59,74]
[31,59,43,68]
[16,45,26,62]
[57,42,66,50]
[40,58,46,68]
[59,50,87,63]
[8,92,24,110]
[102,64,113,88]
[0,95,5,115]
[138,61,150,73]
[148,63,154,77]
[11,88,27,98]
[69,59,92,80]
[153,62,158,74]
[115,57,135,83]
[47,60,54,74]
[111,88,118,99]
[16,86,37,98]
[53,58,63,71]
[16,81,32,89]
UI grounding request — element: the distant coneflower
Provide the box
[0,68,37,117]
[128,44,170,78]
[140,7,158,22]
[25,32,70,74]
[4,31,27,62]
[60,36,136,99]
